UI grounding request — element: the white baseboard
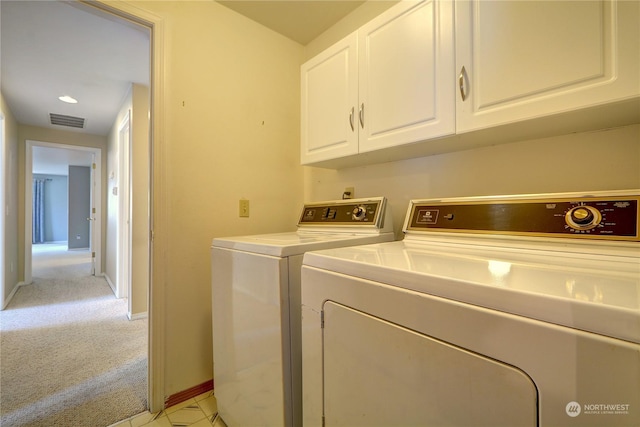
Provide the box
[128,311,148,321]
[2,281,26,310]
[103,273,117,295]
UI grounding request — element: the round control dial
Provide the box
[352,205,367,221]
[565,205,602,231]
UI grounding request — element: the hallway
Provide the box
[0,244,147,426]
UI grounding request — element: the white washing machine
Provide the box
[302,190,640,427]
[211,197,395,427]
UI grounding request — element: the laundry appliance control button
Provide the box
[565,206,602,230]
[352,206,367,221]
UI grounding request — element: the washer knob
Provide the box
[352,205,367,221]
[565,206,601,230]
[571,207,594,224]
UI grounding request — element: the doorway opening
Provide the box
[74,0,163,412]
[25,140,102,285]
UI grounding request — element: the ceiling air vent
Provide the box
[49,113,85,129]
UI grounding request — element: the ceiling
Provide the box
[217,1,365,45]
[1,0,364,173]
[0,1,150,137]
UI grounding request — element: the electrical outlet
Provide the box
[344,187,354,199]
[239,199,250,217]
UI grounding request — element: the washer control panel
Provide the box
[405,194,639,241]
[298,198,385,227]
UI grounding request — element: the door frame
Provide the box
[0,114,5,309]
[84,0,166,413]
[117,110,132,301]
[24,140,102,284]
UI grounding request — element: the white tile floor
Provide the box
[110,392,227,427]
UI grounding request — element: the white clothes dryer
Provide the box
[302,191,640,427]
[211,197,394,427]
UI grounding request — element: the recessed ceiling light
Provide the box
[58,95,78,104]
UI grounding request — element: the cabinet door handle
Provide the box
[459,66,468,101]
[349,107,355,131]
[359,103,365,128]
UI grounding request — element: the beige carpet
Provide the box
[0,244,147,426]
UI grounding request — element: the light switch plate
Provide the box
[239,199,250,217]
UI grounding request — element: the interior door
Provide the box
[68,165,91,251]
[322,301,538,426]
[89,159,97,275]
[88,149,102,277]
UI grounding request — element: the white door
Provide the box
[358,0,455,153]
[89,160,97,275]
[455,0,640,133]
[301,33,359,164]
[323,301,538,426]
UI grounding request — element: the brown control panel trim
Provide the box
[298,201,381,225]
[406,197,639,241]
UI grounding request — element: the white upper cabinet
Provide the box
[358,0,455,153]
[455,0,640,133]
[301,34,359,164]
[302,0,639,168]
[301,0,454,165]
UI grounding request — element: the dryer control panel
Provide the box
[405,194,640,241]
[298,197,386,228]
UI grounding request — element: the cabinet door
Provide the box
[456,0,640,133]
[358,0,455,153]
[301,33,358,164]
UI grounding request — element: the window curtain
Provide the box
[32,178,45,244]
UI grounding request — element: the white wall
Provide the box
[106,87,131,295]
[305,125,640,237]
[131,83,150,317]
[113,1,305,399]
[1,92,19,308]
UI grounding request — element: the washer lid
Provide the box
[212,231,395,257]
[303,240,640,344]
